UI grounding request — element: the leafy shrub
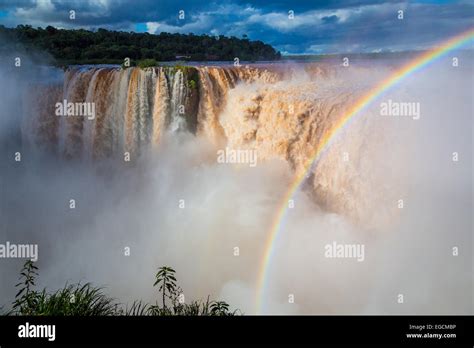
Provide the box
[137,58,158,69]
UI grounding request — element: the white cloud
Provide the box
[15,0,55,18]
[145,13,213,34]
[146,21,160,34]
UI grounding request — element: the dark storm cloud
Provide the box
[0,0,472,54]
[0,0,213,26]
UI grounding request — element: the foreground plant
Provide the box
[12,260,39,315]
[7,261,239,316]
[153,266,177,310]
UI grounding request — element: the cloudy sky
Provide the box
[0,0,472,54]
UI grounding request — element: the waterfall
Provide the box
[24,63,405,227]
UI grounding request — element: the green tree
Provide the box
[153,266,177,309]
[12,260,38,315]
[1,25,281,64]
[210,301,230,316]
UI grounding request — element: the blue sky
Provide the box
[0,0,472,54]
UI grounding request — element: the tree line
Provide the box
[0,25,281,65]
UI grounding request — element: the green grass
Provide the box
[6,261,239,316]
[27,284,118,316]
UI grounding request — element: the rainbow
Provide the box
[256,28,474,314]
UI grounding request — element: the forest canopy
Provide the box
[0,25,281,65]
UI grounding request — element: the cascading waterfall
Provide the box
[24,63,408,228]
[169,69,187,132]
[26,65,287,158]
[1,52,470,317]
